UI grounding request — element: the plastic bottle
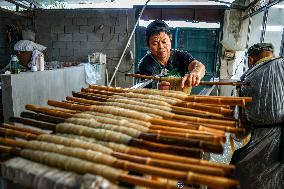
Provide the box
[39,54,45,71]
[10,55,20,74]
[31,65,38,72]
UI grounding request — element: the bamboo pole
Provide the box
[125,73,248,87]
[1,123,45,135]
[9,117,56,131]
[0,127,37,140]
[174,102,233,116]
[21,111,65,124]
[89,85,128,93]
[25,104,73,118]
[183,96,250,107]
[171,106,234,120]
[193,95,252,101]
[72,91,107,101]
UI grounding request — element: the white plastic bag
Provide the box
[81,63,102,85]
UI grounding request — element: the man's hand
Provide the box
[181,71,201,88]
[181,60,205,88]
[158,81,171,90]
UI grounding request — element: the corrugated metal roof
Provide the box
[0,0,236,9]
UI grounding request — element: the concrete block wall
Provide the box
[219,10,247,96]
[34,9,136,88]
[220,10,247,80]
[0,12,32,69]
[0,9,135,87]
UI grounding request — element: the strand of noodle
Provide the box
[73,113,148,132]
[84,88,180,105]
[82,111,151,128]
[56,123,132,144]
[20,149,121,181]
[38,134,113,154]
[111,94,173,107]
[82,105,153,122]
[100,102,172,118]
[106,98,172,112]
[65,118,141,138]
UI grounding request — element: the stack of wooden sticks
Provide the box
[0,85,252,189]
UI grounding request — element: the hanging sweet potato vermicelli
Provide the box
[0,137,239,189]
[0,83,251,189]
[0,125,233,176]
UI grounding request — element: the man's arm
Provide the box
[181,60,206,88]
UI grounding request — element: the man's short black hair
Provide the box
[145,20,172,46]
[248,43,274,56]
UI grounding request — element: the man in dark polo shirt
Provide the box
[138,20,205,90]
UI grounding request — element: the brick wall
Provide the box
[0,9,136,87]
[36,9,135,87]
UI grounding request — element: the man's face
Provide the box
[148,32,171,61]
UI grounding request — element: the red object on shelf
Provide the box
[16,51,32,67]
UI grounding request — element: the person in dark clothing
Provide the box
[230,43,284,189]
[138,20,205,90]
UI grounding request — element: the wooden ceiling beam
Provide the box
[5,0,33,10]
[22,0,41,8]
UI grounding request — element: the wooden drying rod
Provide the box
[125,73,250,86]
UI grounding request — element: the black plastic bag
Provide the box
[231,57,284,189]
[231,127,284,189]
